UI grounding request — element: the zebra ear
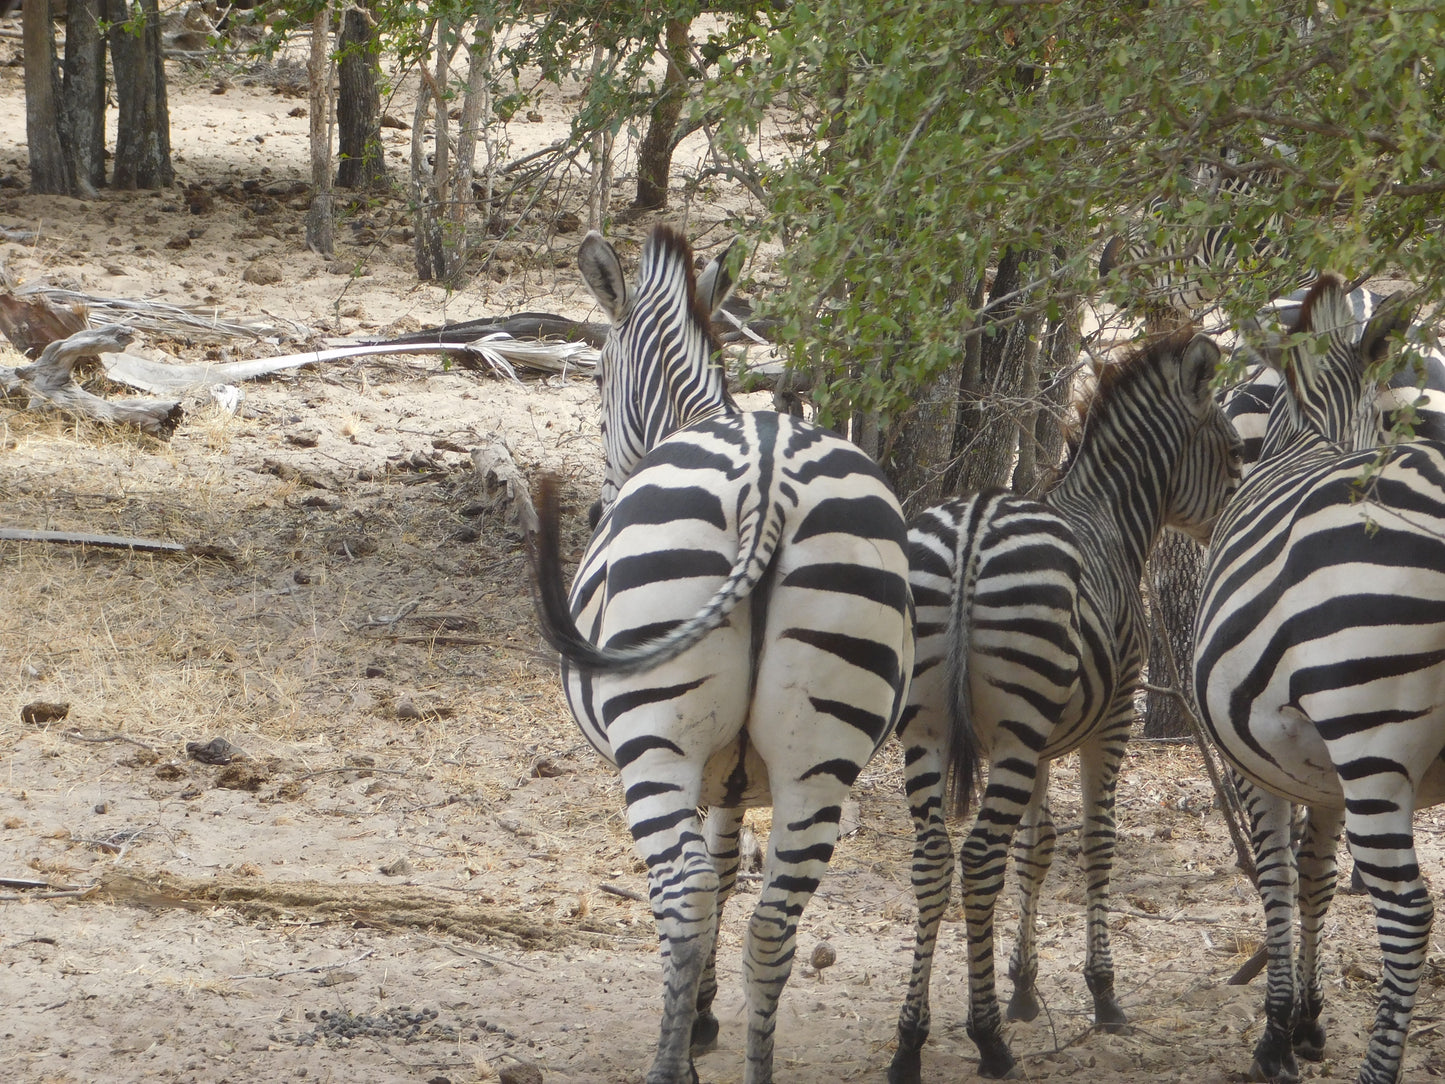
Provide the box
[1361,289,1416,368]
[1236,316,1286,372]
[578,231,632,324]
[695,239,741,316]
[1181,333,1222,403]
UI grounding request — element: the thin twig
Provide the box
[598,882,647,904]
[61,728,160,753]
[229,947,376,981]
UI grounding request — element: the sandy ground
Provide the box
[4,32,1445,1084]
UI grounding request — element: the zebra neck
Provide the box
[1048,433,1172,579]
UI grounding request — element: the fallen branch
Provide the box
[0,529,232,559]
[2,325,183,437]
[229,947,376,982]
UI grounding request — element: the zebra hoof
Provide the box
[1248,1029,1300,1084]
[1292,1018,1325,1062]
[886,1046,923,1084]
[973,1034,1019,1080]
[1006,984,1040,1022]
[1093,996,1127,1033]
[690,1011,720,1053]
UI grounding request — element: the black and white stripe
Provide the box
[1194,274,1445,1084]
[1100,160,1301,327]
[889,330,1243,1082]
[531,225,914,1084]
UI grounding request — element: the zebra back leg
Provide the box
[739,782,852,1084]
[1076,717,1131,1030]
[888,717,956,1084]
[1341,777,1435,1084]
[1238,775,1301,1084]
[1294,803,1344,1063]
[693,805,746,1054]
[1006,769,1056,1023]
[958,733,1055,1080]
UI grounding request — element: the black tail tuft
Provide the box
[528,473,601,663]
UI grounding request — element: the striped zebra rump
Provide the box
[530,224,914,1084]
[1195,273,1445,1084]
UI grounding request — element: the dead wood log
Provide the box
[0,528,234,559]
[0,290,88,356]
[1,324,184,437]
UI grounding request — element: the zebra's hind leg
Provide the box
[888,739,956,1084]
[959,743,1047,1080]
[1293,804,1343,1063]
[1077,725,1129,1031]
[739,785,850,1084]
[1237,776,1300,1084]
[1006,766,1055,1024]
[693,806,746,1054]
[619,759,718,1084]
[1343,784,1434,1084]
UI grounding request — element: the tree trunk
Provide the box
[1143,532,1205,738]
[24,0,74,195]
[107,0,173,189]
[336,0,387,190]
[585,42,613,232]
[632,17,690,211]
[304,3,334,256]
[949,250,1040,497]
[61,0,107,195]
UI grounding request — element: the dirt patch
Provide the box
[4,45,1445,1084]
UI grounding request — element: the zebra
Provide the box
[1193,273,1445,1084]
[1099,156,1300,330]
[529,225,915,1084]
[1224,285,1445,460]
[888,328,1244,1082]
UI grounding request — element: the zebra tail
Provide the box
[528,473,780,676]
[942,502,984,820]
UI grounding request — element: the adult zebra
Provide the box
[1099,157,1300,330]
[530,225,915,1084]
[1194,274,1445,1084]
[889,329,1243,1082]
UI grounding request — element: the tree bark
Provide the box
[24,0,74,195]
[336,0,387,190]
[107,0,173,190]
[304,3,334,256]
[632,17,690,211]
[1143,533,1206,738]
[61,0,107,196]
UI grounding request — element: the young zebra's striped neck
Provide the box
[1053,329,1236,573]
[591,226,739,516]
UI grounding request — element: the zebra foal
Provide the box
[1194,274,1445,1084]
[531,225,915,1084]
[889,330,1243,1081]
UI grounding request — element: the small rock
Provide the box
[531,757,568,778]
[364,665,386,678]
[165,233,192,250]
[20,701,69,725]
[318,970,357,987]
[242,259,283,285]
[285,428,320,448]
[293,570,312,585]
[186,737,247,765]
[379,857,413,877]
[394,698,421,720]
[93,801,110,815]
[499,1063,544,1084]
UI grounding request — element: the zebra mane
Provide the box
[1286,272,1356,397]
[641,224,729,364]
[1060,326,1200,472]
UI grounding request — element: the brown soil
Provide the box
[3,42,1445,1084]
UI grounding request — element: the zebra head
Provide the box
[1156,331,1245,544]
[1273,274,1415,450]
[578,226,741,525]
